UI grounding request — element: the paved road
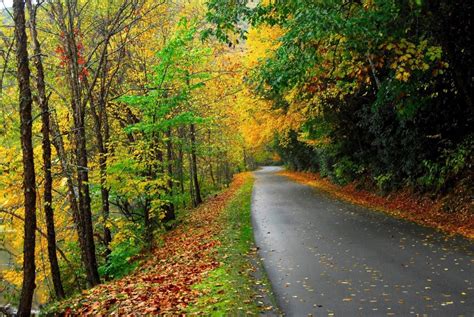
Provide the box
[252,167,474,316]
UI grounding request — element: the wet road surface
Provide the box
[252,167,474,316]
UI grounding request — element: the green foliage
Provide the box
[332,156,359,186]
[316,147,333,179]
[374,173,394,193]
[120,17,211,140]
[417,138,473,192]
[108,18,213,247]
[61,241,87,291]
[120,23,209,135]
[98,242,140,280]
[204,0,253,42]
[273,131,319,172]
[98,222,144,279]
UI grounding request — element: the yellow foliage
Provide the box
[382,39,446,82]
[245,24,284,69]
[2,270,22,288]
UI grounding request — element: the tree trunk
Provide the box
[50,113,88,281]
[188,152,196,207]
[209,160,216,188]
[143,199,152,250]
[207,129,216,188]
[99,88,112,259]
[190,124,202,206]
[91,48,113,259]
[163,129,175,222]
[75,119,101,286]
[90,96,112,260]
[177,127,185,196]
[53,0,101,286]
[13,0,37,314]
[26,0,65,299]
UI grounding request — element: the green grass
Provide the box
[186,176,276,315]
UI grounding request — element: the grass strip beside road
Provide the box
[186,174,278,315]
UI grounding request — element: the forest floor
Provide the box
[279,170,473,240]
[49,172,277,315]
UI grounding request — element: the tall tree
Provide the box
[189,123,202,206]
[163,128,176,221]
[13,0,37,314]
[48,0,147,286]
[26,0,65,299]
[50,0,100,286]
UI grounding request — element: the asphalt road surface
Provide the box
[252,167,474,316]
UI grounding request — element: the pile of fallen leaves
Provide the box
[280,171,474,239]
[59,173,249,315]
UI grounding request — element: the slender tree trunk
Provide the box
[224,162,231,186]
[92,50,112,258]
[190,124,202,206]
[26,0,65,299]
[100,95,112,259]
[101,185,111,258]
[143,199,152,250]
[188,152,196,207]
[163,129,175,222]
[13,0,37,314]
[207,129,216,188]
[209,160,216,188]
[90,96,111,260]
[52,0,100,286]
[216,162,221,185]
[75,119,101,286]
[177,127,185,196]
[144,132,161,246]
[50,114,88,278]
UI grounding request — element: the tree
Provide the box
[47,0,147,287]
[49,0,101,287]
[13,0,37,314]
[26,0,65,299]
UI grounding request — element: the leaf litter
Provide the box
[60,173,249,315]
